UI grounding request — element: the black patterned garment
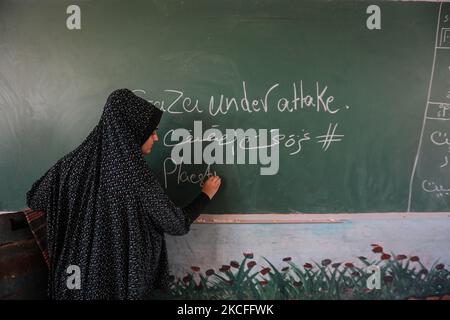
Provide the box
[26,88,210,300]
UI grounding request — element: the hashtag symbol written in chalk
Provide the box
[315,123,344,151]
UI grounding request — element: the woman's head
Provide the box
[141,128,159,155]
[102,89,163,151]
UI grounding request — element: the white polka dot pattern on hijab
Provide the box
[26,88,206,299]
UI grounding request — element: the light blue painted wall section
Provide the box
[166,213,450,277]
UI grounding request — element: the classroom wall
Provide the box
[1,0,449,299]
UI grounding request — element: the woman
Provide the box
[25,88,221,299]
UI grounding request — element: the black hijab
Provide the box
[26,88,193,299]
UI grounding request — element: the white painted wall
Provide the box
[2,211,448,278]
[167,213,450,277]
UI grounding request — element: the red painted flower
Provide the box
[351,271,360,277]
[230,261,240,269]
[205,269,215,276]
[260,267,271,275]
[303,263,313,269]
[418,269,428,276]
[244,252,254,259]
[282,267,289,272]
[191,266,200,272]
[321,259,332,266]
[247,261,257,269]
[344,262,354,268]
[372,246,383,253]
[436,263,445,270]
[283,257,292,262]
[396,254,407,260]
[410,256,420,262]
[259,280,267,286]
[219,265,230,272]
[381,253,391,260]
[332,262,342,268]
[182,274,192,283]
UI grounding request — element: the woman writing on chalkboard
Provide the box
[25,88,221,299]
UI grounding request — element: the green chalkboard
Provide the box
[0,0,449,213]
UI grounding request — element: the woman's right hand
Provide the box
[202,175,221,200]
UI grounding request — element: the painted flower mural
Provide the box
[149,246,450,300]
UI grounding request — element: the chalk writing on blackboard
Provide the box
[422,179,450,197]
[408,2,450,211]
[133,81,351,116]
[134,82,348,188]
[162,121,344,188]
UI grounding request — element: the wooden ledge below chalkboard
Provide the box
[194,212,450,224]
[1,211,449,225]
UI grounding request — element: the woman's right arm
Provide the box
[144,175,221,236]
